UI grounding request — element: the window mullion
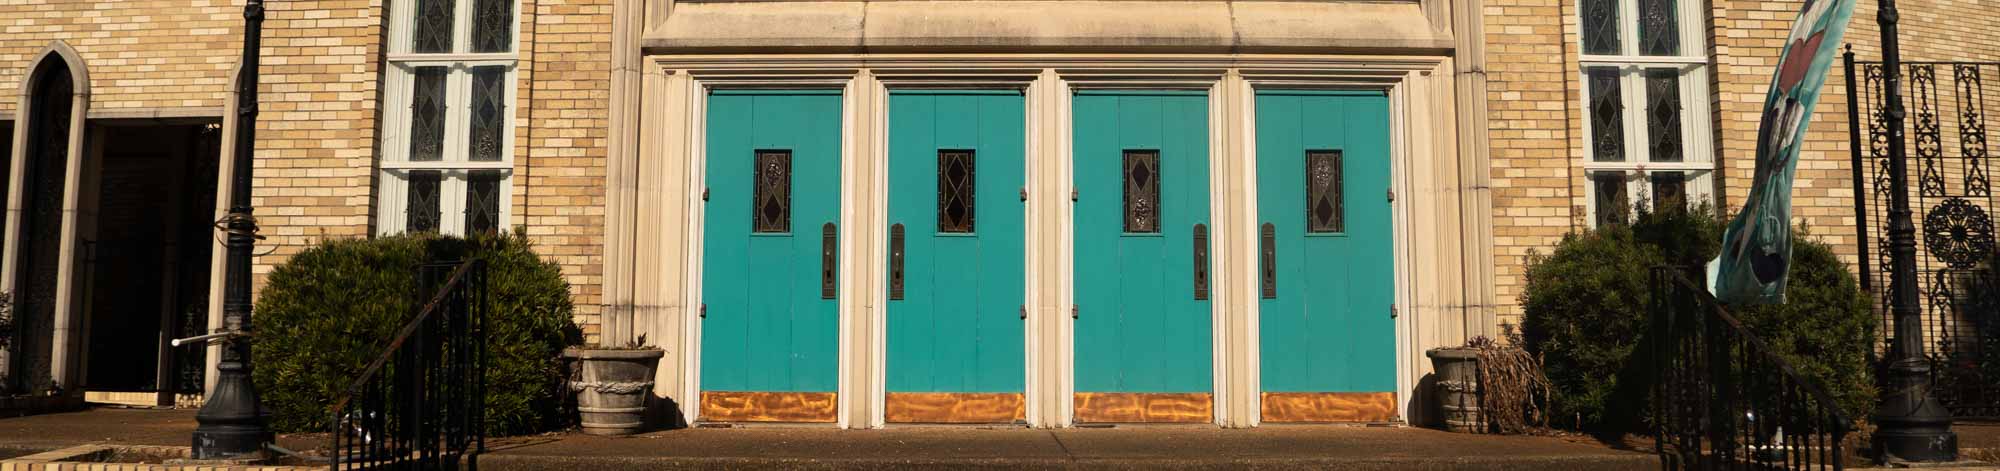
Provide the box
[380,170,408,235]
[1622,67,1647,166]
[446,66,471,164]
[442,172,468,235]
[453,0,472,54]
[1620,0,1641,56]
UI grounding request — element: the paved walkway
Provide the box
[3,407,1995,469]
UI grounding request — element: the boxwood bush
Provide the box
[253,231,579,436]
[1521,204,1874,433]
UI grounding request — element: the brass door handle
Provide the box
[1261,223,1276,299]
[890,223,906,300]
[1194,223,1209,300]
[822,223,837,299]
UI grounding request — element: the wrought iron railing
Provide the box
[1653,267,1853,471]
[1848,52,2000,418]
[328,259,487,470]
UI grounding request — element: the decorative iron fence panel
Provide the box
[1653,267,1853,471]
[329,259,487,470]
[1849,55,2000,419]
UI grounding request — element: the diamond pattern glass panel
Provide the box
[465,170,502,234]
[468,66,507,162]
[412,0,455,53]
[1639,0,1679,55]
[407,170,443,233]
[1589,66,1627,163]
[1646,68,1685,162]
[1306,150,1344,233]
[408,67,448,162]
[937,150,976,233]
[753,150,791,233]
[1651,171,1687,210]
[472,0,514,53]
[1123,150,1161,234]
[1593,171,1629,227]
[1582,0,1621,55]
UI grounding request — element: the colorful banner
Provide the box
[1710,0,1858,304]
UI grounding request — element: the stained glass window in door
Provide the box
[1306,150,1344,233]
[1123,150,1161,234]
[468,66,507,162]
[407,170,443,233]
[1589,66,1626,163]
[937,150,975,233]
[412,0,455,53]
[753,150,792,233]
[471,0,514,53]
[408,67,448,162]
[466,170,502,234]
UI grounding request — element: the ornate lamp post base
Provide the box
[1872,358,1958,463]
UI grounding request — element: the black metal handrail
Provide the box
[1652,267,1854,470]
[329,259,488,470]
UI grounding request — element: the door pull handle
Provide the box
[890,223,905,300]
[1193,223,1209,300]
[822,223,837,299]
[1261,223,1276,299]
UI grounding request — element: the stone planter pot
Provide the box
[565,348,664,436]
[1426,347,1485,433]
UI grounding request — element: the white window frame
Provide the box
[377,0,519,235]
[1578,0,1715,226]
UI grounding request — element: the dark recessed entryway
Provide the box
[81,121,219,405]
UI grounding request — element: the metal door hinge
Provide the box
[702,187,710,202]
[1071,188,1078,202]
[1021,186,1028,202]
[1071,305,1079,320]
[1390,304,1398,319]
[1020,305,1027,320]
[1387,187,1395,203]
[700,303,707,319]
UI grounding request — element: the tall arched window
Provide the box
[9,57,75,393]
[377,0,518,235]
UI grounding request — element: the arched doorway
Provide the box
[7,57,75,395]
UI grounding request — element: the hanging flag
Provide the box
[1710,0,1858,304]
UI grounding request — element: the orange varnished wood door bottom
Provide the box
[700,391,838,423]
[1073,392,1213,423]
[884,392,1026,423]
[1259,392,1396,423]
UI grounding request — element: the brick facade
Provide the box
[0,0,610,341]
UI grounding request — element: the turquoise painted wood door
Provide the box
[701,90,843,395]
[1073,91,1213,394]
[1255,91,1396,394]
[886,91,1027,395]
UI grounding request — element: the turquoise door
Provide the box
[1254,91,1396,421]
[1072,91,1213,422]
[885,91,1027,422]
[700,90,843,422]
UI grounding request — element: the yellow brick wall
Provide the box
[1485,0,1584,328]
[0,0,610,339]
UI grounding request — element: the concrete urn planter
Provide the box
[565,348,664,436]
[1426,347,1485,433]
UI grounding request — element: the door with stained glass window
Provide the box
[699,90,843,423]
[1253,90,1396,423]
[884,90,1027,423]
[1071,91,1214,423]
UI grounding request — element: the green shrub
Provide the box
[1521,204,1876,433]
[253,231,579,436]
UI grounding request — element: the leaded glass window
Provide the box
[468,66,507,162]
[1639,0,1679,56]
[754,150,792,233]
[1588,66,1626,163]
[1582,0,1620,55]
[472,0,514,53]
[407,170,443,233]
[1580,0,1711,227]
[1306,150,1343,233]
[412,0,455,53]
[1123,150,1161,234]
[465,170,502,234]
[937,150,975,233]
[1593,172,1629,227]
[409,67,448,162]
[1651,172,1687,210]
[381,0,518,235]
[1646,68,1684,162]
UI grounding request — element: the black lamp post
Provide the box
[192,0,273,459]
[1871,0,1959,462]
